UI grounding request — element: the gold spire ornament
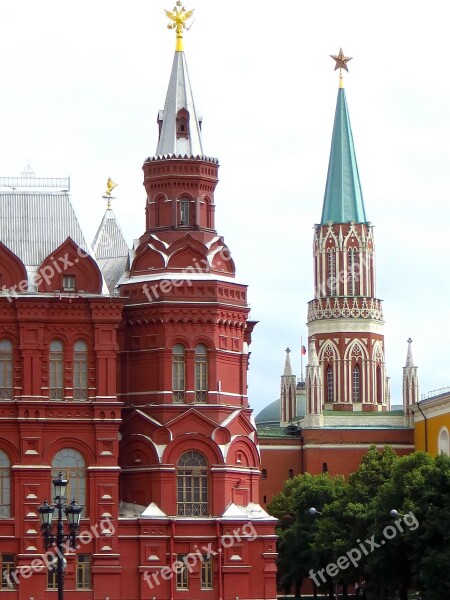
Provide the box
[330,48,352,87]
[104,178,118,209]
[165,1,194,52]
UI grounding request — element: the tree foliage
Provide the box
[269,446,450,600]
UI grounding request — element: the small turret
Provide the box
[403,338,419,422]
[280,348,297,426]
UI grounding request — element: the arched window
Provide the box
[172,344,185,403]
[0,449,11,518]
[0,340,13,400]
[177,451,208,516]
[52,449,86,510]
[73,341,88,400]
[49,340,64,400]
[348,248,360,296]
[328,251,336,296]
[327,365,334,402]
[195,344,208,403]
[179,199,190,227]
[438,428,449,456]
[352,365,360,402]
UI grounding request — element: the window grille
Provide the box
[177,451,208,517]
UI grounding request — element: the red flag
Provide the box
[301,345,306,355]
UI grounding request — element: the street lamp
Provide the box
[38,472,83,600]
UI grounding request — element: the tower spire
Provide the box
[156,4,203,157]
[321,50,366,225]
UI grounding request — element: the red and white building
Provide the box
[0,23,277,600]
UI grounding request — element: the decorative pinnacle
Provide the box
[165,2,194,52]
[330,48,352,87]
[103,178,118,209]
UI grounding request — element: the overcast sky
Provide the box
[1,1,449,416]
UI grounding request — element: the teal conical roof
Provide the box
[320,87,367,224]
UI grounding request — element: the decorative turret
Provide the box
[403,338,419,419]
[306,51,387,414]
[92,184,129,294]
[280,348,297,425]
[305,338,324,427]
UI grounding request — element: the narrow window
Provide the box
[177,451,208,517]
[52,449,86,509]
[322,462,329,473]
[195,344,208,403]
[0,340,13,400]
[376,365,382,404]
[348,248,360,296]
[62,274,76,291]
[179,199,190,226]
[438,428,449,456]
[76,554,91,589]
[0,450,11,519]
[73,341,88,400]
[352,364,360,402]
[172,344,185,403]
[327,365,334,402]
[1,554,16,589]
[176,555,189,589]
[288,469,294,479]
[328,251,336,296]
[263,495,267,503]
[261,469,267,480]
[49,340,64,400]
[47,564,57,589]
[201,556,213,589]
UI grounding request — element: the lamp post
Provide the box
[38,472,83,600]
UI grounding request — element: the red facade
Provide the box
[0,37,277,600]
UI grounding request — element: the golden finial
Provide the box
[330,48,352,88]
[104,178,118,209]
[165,1,194,52]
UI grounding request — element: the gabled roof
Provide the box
[155,51,204,157]
[92,208,129,294]
[321,87,367,225]
[0,189,108,292]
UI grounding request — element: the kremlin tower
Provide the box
[256,51,414,496]
[305,49,388,423]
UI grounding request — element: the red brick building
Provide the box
[0,19,277,600]
[256,62,415,508]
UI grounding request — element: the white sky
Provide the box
[1,0,449,416]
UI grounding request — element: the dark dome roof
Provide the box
[255,399,280,426]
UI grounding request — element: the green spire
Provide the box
[320,87,367,225]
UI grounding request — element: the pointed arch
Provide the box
[0,241,28,292]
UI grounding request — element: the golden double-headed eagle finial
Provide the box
[165,1,194,52]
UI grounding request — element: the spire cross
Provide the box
[407,337,413,344]
[285,347,291,354]
[165,2,194,52]
[330,48,352,87]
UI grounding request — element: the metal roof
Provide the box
[0,190,108,294]
[0,191,90,267]
[321,87,367,225]
[92,209,129,293]
[155,51,204,158]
